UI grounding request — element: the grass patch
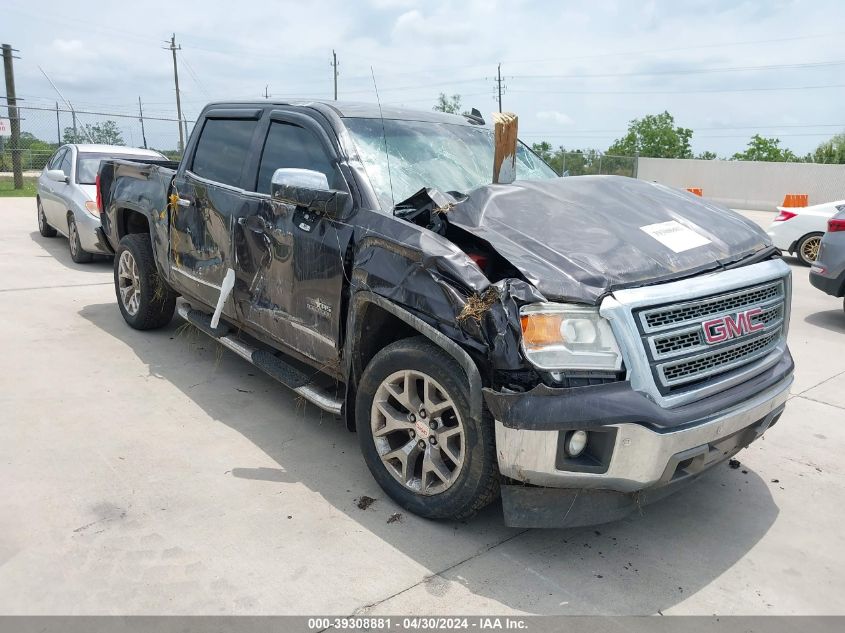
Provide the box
[0,176,37,197]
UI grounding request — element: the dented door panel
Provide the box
[169,173,240,311]
[232,193,353,367]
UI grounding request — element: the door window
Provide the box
[191,118,258,188]
[48,148,67,170]
[255,121,341,194]
[59,150,73,179]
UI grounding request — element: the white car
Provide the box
[767,199,845,265]
[36,144,167,263]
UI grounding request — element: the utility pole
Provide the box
[263,84,270,99]
[2,43,23,189]
[166,34,184,154]
[55,101,61,144]
[496,63,503,113]
[138,96,148,149]
[331,50,338,100]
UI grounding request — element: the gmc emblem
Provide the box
[702,308,764,344]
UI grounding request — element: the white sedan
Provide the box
[767,199,845,265]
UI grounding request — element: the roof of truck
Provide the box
[202,99,483,126]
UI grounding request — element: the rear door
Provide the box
[169,109,262,309]
[233,109,354,365]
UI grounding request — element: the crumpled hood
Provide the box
[448,175,771,303]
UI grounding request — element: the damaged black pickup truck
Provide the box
[96,100,793,528]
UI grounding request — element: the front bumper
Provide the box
[74,210,112,255]
[487,354,792,528]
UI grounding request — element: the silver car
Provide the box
[810,207,845,313]
[36,144,167,263]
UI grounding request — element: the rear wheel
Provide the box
[37,198,57,237]
[68,215,94,263]
[796,232,823,266]
[356,337,498,520]
[114,234,176,330]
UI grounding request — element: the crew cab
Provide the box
[96,101,794,528]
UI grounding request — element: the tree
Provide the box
[731,134,798,162]
[696,151,718,160]
[63,120,125,145]
[607,111,693,158]
[433,93,464,115]
[811,132,845,164]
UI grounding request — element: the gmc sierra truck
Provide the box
[96,100,794,528]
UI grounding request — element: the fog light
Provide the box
[566,430,588,457]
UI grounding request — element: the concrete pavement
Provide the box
[0,197,843,615]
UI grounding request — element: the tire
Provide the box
[37,198,57,237]
[68,215,94,263]
[796,232,823,266]
[356,336,498,520]
[114,233,176,330]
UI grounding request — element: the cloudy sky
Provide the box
[4,0,844,155]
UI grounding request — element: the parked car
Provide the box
[809,208,845,313]
[97,100,793,528]
[766,199,845,265]
[36,144,168,263]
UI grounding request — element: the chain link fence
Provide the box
[1,104,192,174]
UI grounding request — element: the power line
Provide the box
[510,83,845,95]
[511,59,845,80]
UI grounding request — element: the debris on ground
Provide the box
[387,512,403,524]
[457,288,499,324]
[771,478,780,483]
[742,469,748,474]
[235,387,254,393]
[356,495,376,510]
[728,459,741,469]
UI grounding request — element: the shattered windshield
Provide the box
[343,118,558,211]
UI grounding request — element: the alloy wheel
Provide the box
[69,220,79,257]
[117,250,141,316]
[801,236,821,262]
[370,369,465,495]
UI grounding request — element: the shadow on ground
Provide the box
[29,231,112,272]
[79,301,780,614]
[805,308,845,334]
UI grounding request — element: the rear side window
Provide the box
[191,118,258,188]
[255,121,342,194]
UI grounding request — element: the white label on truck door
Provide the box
[640,220,711,253]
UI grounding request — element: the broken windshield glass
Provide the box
[344,118,557,212]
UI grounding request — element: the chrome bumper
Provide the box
[495,372,791,492]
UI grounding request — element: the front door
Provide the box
[233,112,353,366]
[169,113,261,310]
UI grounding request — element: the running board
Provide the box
[176,304,343,416]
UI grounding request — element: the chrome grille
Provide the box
[635,280,787,393]
[640,281,782,332]
[659,328,781,387]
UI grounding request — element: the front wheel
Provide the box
[68,215,94,263]
[356,337,498,520]
[114,234,176,330]
[796,232,823,266]
[37,199,57,238]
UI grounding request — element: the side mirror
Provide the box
[46,169,68,183]
[270,168,350,218]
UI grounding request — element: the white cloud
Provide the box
[392,9,472,42]
[537,111,574,126]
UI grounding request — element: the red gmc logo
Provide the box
[702,308,764,344]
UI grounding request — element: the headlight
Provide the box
[84,201,100,218]
[520,303,622,371]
